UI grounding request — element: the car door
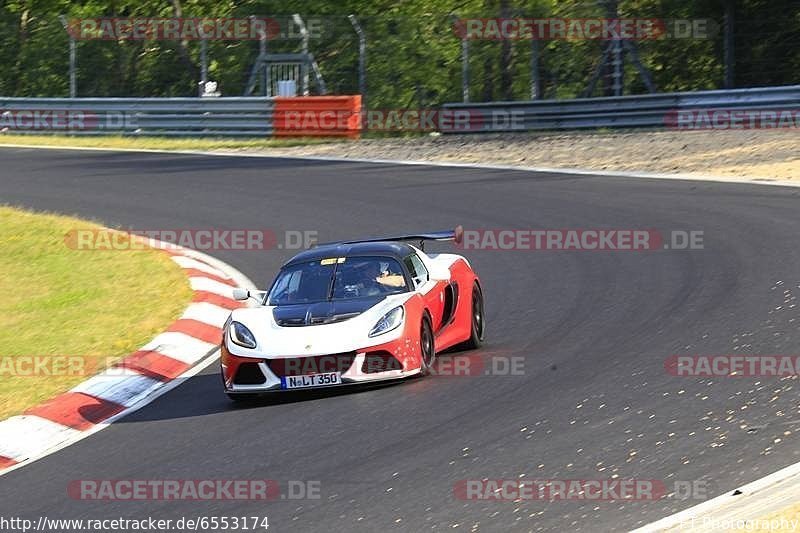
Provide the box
[404,253,445,331]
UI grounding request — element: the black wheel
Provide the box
[462,284,485,350]
[419,315,435,375]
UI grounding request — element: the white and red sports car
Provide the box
[220,227,484,400]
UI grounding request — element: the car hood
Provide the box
[272,296,385,327]
[227,292,414,358]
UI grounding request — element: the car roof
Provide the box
[284,241,416,267]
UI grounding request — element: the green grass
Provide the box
[0,206,194,419]
[0,134,344,152]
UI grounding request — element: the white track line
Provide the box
[170,255,230,278]
[138,332,216,365]
[0,416,82,462]
[189,276,238,297]
[180,302,234,328]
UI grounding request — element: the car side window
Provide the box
[404,254,429,288]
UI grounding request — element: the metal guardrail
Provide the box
[442,85,800,132]
[0,87,795,137]
[0,97,274,137]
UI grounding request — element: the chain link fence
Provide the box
[0,2,796,109]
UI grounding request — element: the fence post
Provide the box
[348,15,367,111]
[199,39,208,97]
[293,14,310,96]
[462,37,470,103]
[724,0,735,89]
[59,15,77,97]
[530,39,540,100]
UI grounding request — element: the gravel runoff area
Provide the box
[232,129,798,182]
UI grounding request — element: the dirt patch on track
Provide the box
[234,129,799,182]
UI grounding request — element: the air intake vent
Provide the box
[233,363,267,385]
[362,351,403,373]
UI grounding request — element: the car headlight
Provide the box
[368,306,404,337]
[229,321,257,349]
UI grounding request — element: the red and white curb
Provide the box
[0,240,256,476]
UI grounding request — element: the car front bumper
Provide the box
[221,336,422,394]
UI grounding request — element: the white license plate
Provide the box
[281,372,341,389]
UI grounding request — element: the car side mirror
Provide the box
[232,288,250,301]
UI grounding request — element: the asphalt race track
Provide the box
[1,147,800,532]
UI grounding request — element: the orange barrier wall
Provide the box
[273,95,362,138]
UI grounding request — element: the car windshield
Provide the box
[267,256,408,305]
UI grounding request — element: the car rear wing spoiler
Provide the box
[325,225,464,250]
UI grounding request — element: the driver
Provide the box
[360,261,405,295]
[360,262,387,295]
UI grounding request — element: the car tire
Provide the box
[419,315,435,375]
[461,284,485,350]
